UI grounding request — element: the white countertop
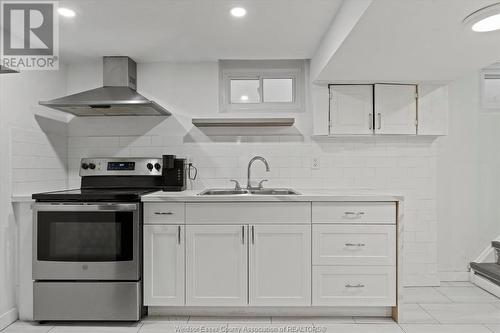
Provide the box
[141,189,403,202]
[13,189,403,203]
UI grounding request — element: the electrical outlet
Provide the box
[311,157,320,170]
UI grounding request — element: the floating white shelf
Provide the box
[192,117,295,127]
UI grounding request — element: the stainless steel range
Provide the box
[31,157,166,321]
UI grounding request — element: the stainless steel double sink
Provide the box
[198,188,300,196]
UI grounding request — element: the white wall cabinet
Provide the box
[325,83,448,136]
[143,225,185,306]
[329,85,373,135]
[374,84,417,134]
[249,225,311,306]
[185,225,248,306]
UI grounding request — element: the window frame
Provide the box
[481,67,500,110]
[219,60,306,113]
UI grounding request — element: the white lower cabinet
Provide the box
[312,266,396,306]
[185,225,248,306]
[143,225,185,306]
[312,225,396,266]
[249,225,311,306]
[144,201,397,310]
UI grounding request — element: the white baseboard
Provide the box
[439,271,470,282]
[148,306,392,317]
[0,308,18,331]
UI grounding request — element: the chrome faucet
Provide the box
[247,156,270,190]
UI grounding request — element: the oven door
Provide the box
[33,203,141,281]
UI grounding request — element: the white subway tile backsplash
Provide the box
[119,135,153,147]
[68,146,131,159]
[129,147,163,157]
[332,156,367,167]
[214,167,243,179]
[12,169,66,182]
[339,167,370,178]
[68,136,119,147]
[10,127,68,195]
[278,167,311,178]
[12,180,67,194]
[12,155,65,169]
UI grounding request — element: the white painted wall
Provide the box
[310,0,372,82]
[66,61,439,286]
[0,69,67,328]
[437,70,500,281]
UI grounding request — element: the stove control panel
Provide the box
[80,158,163,176]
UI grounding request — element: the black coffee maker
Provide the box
[162,155,187,191]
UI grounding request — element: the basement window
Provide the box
[481,63,500,110]
[219,60,306,112]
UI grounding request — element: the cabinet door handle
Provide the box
[251,225,255,244]
[242,225,245,244]
[344,211,365,217]
[345,283,365,288]
[155,211,173,215]
[369,113,373,130]
[177,225,181,244]
[377,113,382,130]
[345,243,366,247]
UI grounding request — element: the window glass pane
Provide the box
[230,79,260,103]
[263,78,293,102]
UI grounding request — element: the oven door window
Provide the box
[37,211,134,262]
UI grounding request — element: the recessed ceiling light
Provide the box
[464,2,500,32]
[230,7,247,18]
[472,13,500,32]
[240,95,249,101]
[58,7,76,18]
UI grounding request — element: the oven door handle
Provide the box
[34,203,138,212]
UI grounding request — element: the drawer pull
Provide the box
[345,243,366,247]
[344,211,365,217]
[155,211,173,215]
[345,283,365,288]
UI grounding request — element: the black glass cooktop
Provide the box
[32,188,157,202]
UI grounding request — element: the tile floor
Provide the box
[3,283,500,333]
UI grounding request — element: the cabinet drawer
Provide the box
[312,266,396,306]
[144,203,185,224]
[186,202,311,224]
[313,225,396,266]
[312,202,395,224]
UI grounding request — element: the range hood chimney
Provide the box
[39,56,171,116]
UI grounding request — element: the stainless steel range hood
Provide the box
[39,56,171,116]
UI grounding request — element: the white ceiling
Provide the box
[316,0,500,83]
[57,0,343,63]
